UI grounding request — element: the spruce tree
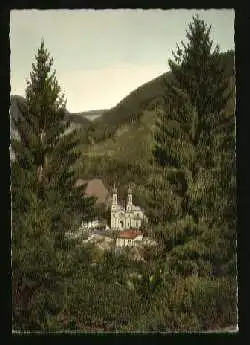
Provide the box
[12,40,95,240]
[152,15,236,277]
[11,40,95,329]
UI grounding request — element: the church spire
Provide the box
[112,182,118,207]
[127,184,133,210]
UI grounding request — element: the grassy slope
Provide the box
[89,72,171,142]
[88,110,155,162]
[76,109,160,205]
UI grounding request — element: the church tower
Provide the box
[126,185,133,211]
[111,183,118,230]
[112,183,118,209]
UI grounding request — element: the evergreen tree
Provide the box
[152,15,236,277]
[138,168,181,226]
[11,40,95,329]
[12,40,95,241]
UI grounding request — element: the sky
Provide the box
[10,9,235,112]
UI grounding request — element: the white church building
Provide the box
[111,184,147,231]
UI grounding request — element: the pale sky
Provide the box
[10,9,235,112]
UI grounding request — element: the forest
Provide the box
[11,15,237,332]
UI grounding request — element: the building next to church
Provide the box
[116,230,143,247]
[111,184,147,231]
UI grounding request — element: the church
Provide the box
[111,184,147,231]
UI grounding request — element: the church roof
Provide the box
[119,230,143,239]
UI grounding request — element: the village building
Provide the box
[80,219,100,230]
[111,184,147,231]
[80,219,110,230]
[116,230,143,248]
